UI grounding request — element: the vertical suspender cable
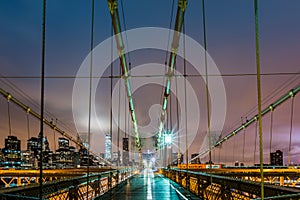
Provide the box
[170,86,173,131]
[159,0,175,165]
[170,87,173,166]
[117,68,121,166]
[224,144,226,164]
[120,1,130,165]
[218,131,223,164]
[175,69,180,166]
[232,131,236,165]
[128,63,131,160]
[53,127,56,152]
[254,0,264,198]
[39,0,46,199]
[110,25,114,164]
[202,0,213,182]
[124,78,127,165]
[218,139,221,163]
[269,109,273,161]
[26,109,30,139]
[54,119,57,152]
[202,0,211,162]
[254,120,258,164]
[87,0,95,198]
[7,98,12,136]
[242,117,246,164]
[213,147,215,163]
[183,23,188,167]
[200,86,300,159]
[166,91,171,166]
[288,96,294,165]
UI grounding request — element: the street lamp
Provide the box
[163,131,173,167]
[164,131,172,145]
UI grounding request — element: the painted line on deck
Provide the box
[161,175,188,200]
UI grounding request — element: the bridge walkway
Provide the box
[98,169,199,200]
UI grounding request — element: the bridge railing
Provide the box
[0,167,136,200]
[161,168,300,200]
[254,193,300,200]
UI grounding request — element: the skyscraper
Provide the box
[34,132,52,168]
[191,153,201,164]
[56,137,72,168]
[270,150,283,166]
[123,138,129,165]
[3,136,21,168]
[58,137,69,148]
[27,137,38,154]
[105,134,111,160]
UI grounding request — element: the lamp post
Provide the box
[164,130,172,167]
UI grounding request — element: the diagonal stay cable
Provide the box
[107,0,142,157]
[190,85,300,164]
[157,0,188,149]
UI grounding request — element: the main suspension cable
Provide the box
[120,0,131,65]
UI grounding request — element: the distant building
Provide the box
[21,150,34,169]
[0,148,3,167]
[270,150,283,166]
[69,146,76,167]
[56,137,72,168]
[35,133,52,169]
[58,137,69,149]
[99,153,105,159]
[191,153,201,164]
[73,152,80,167]
[27,135,53,169]
[27,137,39,154]
[38,132,50,152]
[79,147,89,166]
[105,134,111,160]
[123,138,129,165]
[2,136,21,168]
[112,152,119,163]
[172,152,183,165]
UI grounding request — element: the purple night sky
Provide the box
[0,0,299,165]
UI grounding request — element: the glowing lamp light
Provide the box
[151,157,156,163]
[165,134,172,145]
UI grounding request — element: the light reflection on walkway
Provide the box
[98,168,188,200]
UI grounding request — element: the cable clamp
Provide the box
[7,93,12,102]
[108,0,118,15]
[178,0,188,12]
